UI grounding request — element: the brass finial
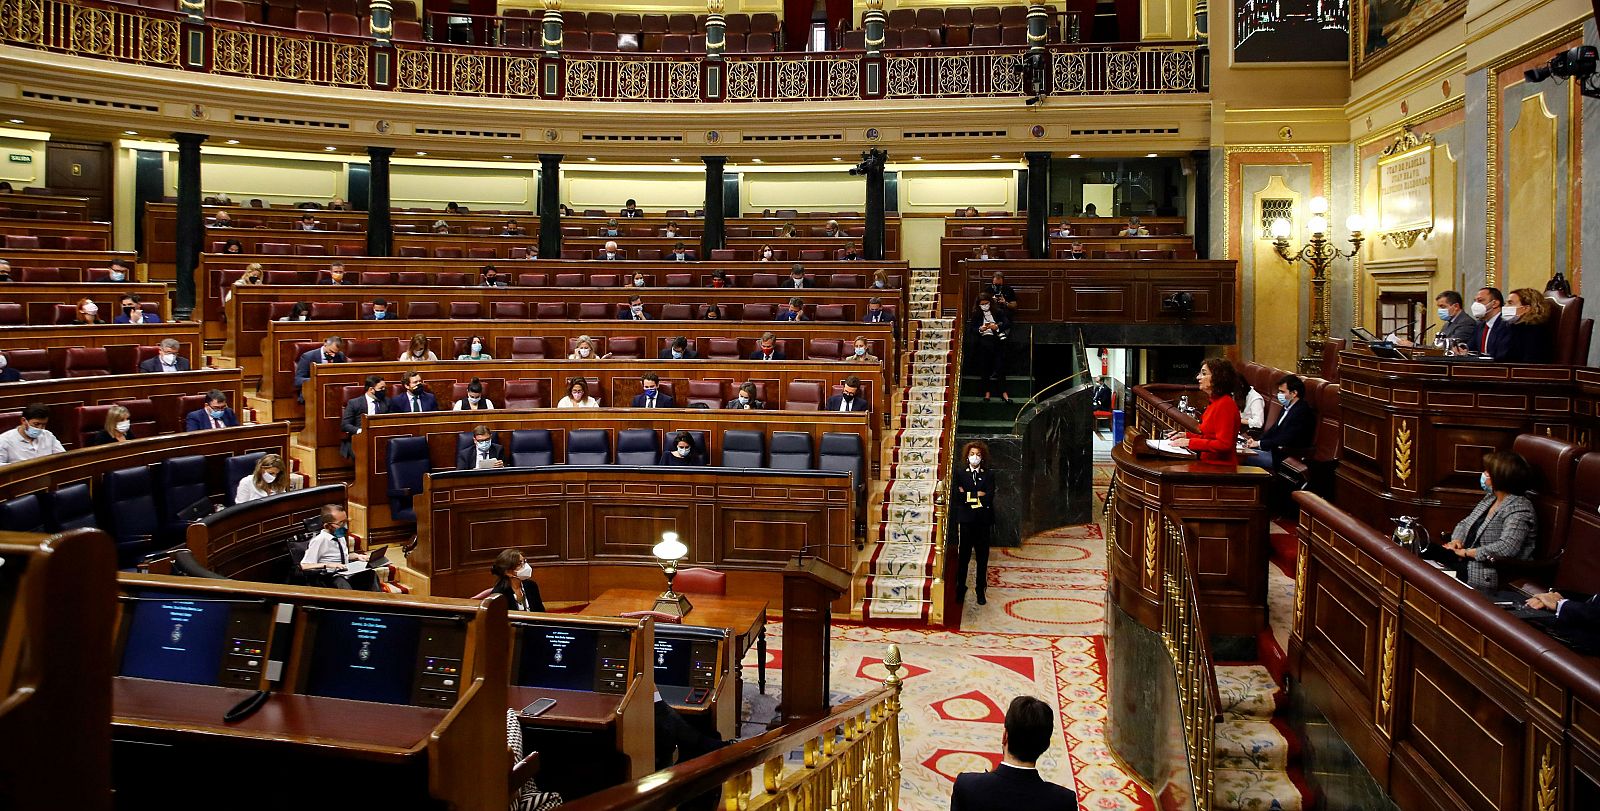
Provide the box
[542,0,560,10]
[882,643,903,687]
[865,0,883,9]
[707,0,724,13]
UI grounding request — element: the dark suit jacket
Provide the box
[863,310,894,324]
[631,392,677,408]
[725,398,766,409]
[86,429,133,447]
[778,278,815,289]
[0,367,20,383]
[489,578,544,612]
[1500,321,1553,363]
[1091,385,1113,411]
[316,277,356,285]
[1481,316,1513,357]
[184,407,239,432]
[340,395,387,459]
[658,349,700,359]
[967,307,1012,340]
[293,349,347,398]
[658,450,703,466]
[617,307,651,320]
[774,311,808,322]
[363,313,399,321]
[951,467,995,526]
[139,355,193,373]
[620,209,643,218]
[114,312,164,324]
[1439,313,1481,349]
[749,350,786,361]
[671,252,696,261]
[390,389,438,413]
[824,393,869,413]
[951,764,1076,811]
[457,441,506,470]
[1258,400,1316,455]
[985,283,1018,304]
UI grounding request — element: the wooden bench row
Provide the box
[0,322,204,379]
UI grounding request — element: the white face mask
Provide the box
[468,395,482,403]
[571,390,586,402]
[115,420,131,433]
[577,347,591,358]
[979,303,990,312]
[515,563,533,580]
[631,305,643,314]
[1470,301,1488,319]
[855,346,867,356]
[738,394,750,403]
[160,352,177,365]
[0,355,7,369]
[470,342,483,354]
[673,446,690,458]
[82,304,98,315]
[763,250,773,258]
[1501,305,1520,323]
[109,271,126,282]
[634,278,645,286]
[260,471,278,484]
[969,454,982,467]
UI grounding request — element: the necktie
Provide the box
[1481,322,1490,352]
[411,395,419,412]
[211,416,221,429]
[647,394,655,408]
[840,397,851,412]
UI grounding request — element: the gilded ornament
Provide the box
[71,7,113,55]
[2,0,47,45]
[1538,743,1557,811]
[1143,511,1158,581]
[1293,542,1307,634]
[1377,615,1396,720]
[1393,421,1413,485]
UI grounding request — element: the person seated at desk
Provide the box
[457,335,493,360]
[1495,288,1554,363]
[489,549,544,611]
[300,504,376,591]
[235,452,295,504]
[826,375,869,412]
[0,259,11,283]
[847,336,880,364]
[319,262,355,285]
[1427,451,1536,591]
[630,270,650,288]
[1164,358,1240,464]
[458,424,506,469]
[0,351,19,383]
[962,205,980,217]
[140,338,191,373]
[279,301,312,322]
[501,219,525,236]
[73,298,103,325]
[481,265,507,287]
[1236,377,1265,434]
[446,201,465,215]
[671,241,695,262]
[600,241,624,261]
[327,196,349,211]
[1053,222,1072,238]
[985,272,1017,310]
[621,199,643,218]
[660,431,704,466]
[706,269,732,288]
[632,372,675,408]
[1083,203,1100,217]
[569,335,609,360]
[453,377,495,410]
[600,219,622,237]
[115,294,162,324]
[750,332,785,361]
[392,371,438,413]
[558,204,574,217]
[211,210,233,227]
[340,374,387,459]
[974,244,993,261]
[184,389,239,431]
[702,305,723,320]
[781,265,813,289]
[220,239,244,255]
[0,404,65,466]
[398,334,438,363]
[431,221,451,235]
[295,212,320,231]
[841,241,861,260]
[294,337,347,401]
[864,297,893,325]
[726,381,764,409]
[107,259,133,283]
[871,269,889,290]
[951,695,1078,811]
[778,222,799,239]
[659,336,698,360]
[1398,290,1479,350]
[86,404,134,446]
[663,221,681,238]
[1460,287,1506,356]
[364,298,394,320]
[558,376,600,408]
[619,295,650,321]
[775,297,808,322]
[1244,374,1316,470]
[1523,591,1600,649]
[1117,216,1150,237]
[225,263,263,304]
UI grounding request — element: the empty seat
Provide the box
[509,430,554,466]
[0,303,23,326]
[63,347,111,377]
[578,302,611,319]
[740,303,775,321]
[104,466,161,568]
[814,304,847,321]
[807,339,843,360]
[827,273,863,288]
[567,429,612,464]
[450,301,483,318]
[686,380,724,408]
[386,436,432,522]
[721,430,765,467]
[359,271,394,285]
[509,337,546,359]
[46,482,97,532]
[616,429,660,465]
[406,301,442,319]
[16,266,61,282]
[0,492,47,533]
[660,303,693,320]
[516,273,548,287]
[705,338,740,359]
[328,12,361,35]
[493,302,529,319]
[675,567,726,594]
[535,302,568,319]
[768,432,814,470]
[503,379,547,409]
[786,381,824,410]
[159,455,211,539]
[607,336,643,358]
[295,9,327,32]
[819,432,865,487]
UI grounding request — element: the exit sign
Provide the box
[7,154,31,163]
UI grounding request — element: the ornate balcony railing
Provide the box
[0,0,1206,101]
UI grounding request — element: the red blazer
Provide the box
[1187,396,1241,464]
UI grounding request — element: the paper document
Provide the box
[1145,439,1196,457]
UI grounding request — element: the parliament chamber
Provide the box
[5,0,1600,809]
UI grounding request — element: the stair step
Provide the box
[1215,664,1280,720]
[1213,769,1303,811]
[1214,719,1288,770]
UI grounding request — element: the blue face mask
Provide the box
[1437,307,1450,321]
[645,388,656,397]
[1481,472,1492,493]
[671,350,682,359]
[1276,392,1289,407]
[373,311,386,319]
[476,440,491,451]
[332,526,347,538]
[209,408,226,419]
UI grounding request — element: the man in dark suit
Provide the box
[781,265,814,289]
[184,390,240,432]
[1435,290,1480,349]
[985,271,1018,310]
[293,336,347,403]
[631,373,676,408]
[669,242,694,261]
[658,336,699,360]
[775,297,808,322]
[1245,374,1317,470]
[617,295,650,321]
[863,297,894,325]
[725,382,764,409]
[456,424,506,469]
[318,262,355,285]
[620,199,643,218]
[950,696,1078,811]
[599,240,624,260]
[339,375,387,459]
[1471,287,1507,356]
[139,338,192,373]
[391,371,438,413]
[114,294,164,324]
[1525,591,1600,650]
[364,298,394,320]
[825,375,870,413]
[749,332,786,361]
[1090,377,1113,412]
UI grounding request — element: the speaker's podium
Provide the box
[780,555,851,723]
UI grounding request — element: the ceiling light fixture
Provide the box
[415,151,427,156]
[225,139,240,145]
[1068,153,1082,158]
[586,156,597,162]
[1146,153,1158,158]
[7,119,22,124]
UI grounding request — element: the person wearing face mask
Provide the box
[453,378,495,410]
[1494,288,1554,363]
[184,390,239,431]
[620,199,643,219]
[226,262,264,304]
[985,272,1017,310]
[750,333,786,361]
[489,549,545,611]
[87,404,135,446]
[0,259,11,282]
[1243,374,1317,471]
[481,265,506,287]
[631,271,650,288]
[557,376,601,408]
[951,441,997,605]
[663,221,680,238]
[863,296,893,325]
[759,245,776,262]
[725,382,764,409]
[210,210,233,228]
[300,504,376,590]
[975,244,993,261]
[0,404,65,465]
[278,301,313,322]
[705,269,731,288]
[364,298,394,320]
[631,373,676,408]
[340,375,389,459]
[1465,286,1506,356]
[1424,451,1536,592]
[138,338,192,373]
[113,293,161,324]
[457,424,506,469]
[671,241,695,262]
[235,453,296,504]
[841,241,861,261]
[457,336,493,360]
[825,375,870,412]
[775,297,809,322]
[74,298,102,325]
[658,336,698,360]
[966,293,1012,402]
[617,295,650,320]
[847,336,880,364]
[398,334,438,363]
[318,262,354,285]
[0,351,19,383]
[568,336,611,360]
[221,239,244,255]
[659,431,704,466]
[602,220,622,237]
[1406,290,1479,350]
[293,336,347,402]
[106,260,133,283]
[501,219,526,236]
[783,266,813,288]
[392,371,439,413]
[702,304,723,320]
[870,270,890,290]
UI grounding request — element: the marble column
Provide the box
[702,156,726,257]
[1025,151,1051,258]
[365,146,393,257]
[538,154,562,258]
[172,132,206,320]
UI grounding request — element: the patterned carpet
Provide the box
[742,463,1157,810]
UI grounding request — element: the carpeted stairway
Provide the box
[858,265,956,622]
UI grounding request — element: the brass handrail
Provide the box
[1160,512,1222,810]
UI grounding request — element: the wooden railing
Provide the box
[557,644,903,811]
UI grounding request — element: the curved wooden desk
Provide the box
[185,484,347,581]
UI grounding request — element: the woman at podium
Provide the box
[1167,358,1242,464]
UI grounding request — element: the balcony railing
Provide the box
[0,0,1205,101]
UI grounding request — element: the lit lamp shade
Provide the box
[1308,215,1328,236]
[1308,196,1329,215]
[651,532,693,618]
[1270,218,1292,240]
[1347,214,1366,234]
[652,533,688,562]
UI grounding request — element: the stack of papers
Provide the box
[1145,439,1196,457]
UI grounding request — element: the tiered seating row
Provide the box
[0,282,172,326]
[0,368,244,450]
[0,323,204,380]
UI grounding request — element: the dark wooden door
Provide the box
[46,141,112,222]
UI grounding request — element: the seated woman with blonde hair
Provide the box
[235,453,297,504]
[1496,288,1555,364]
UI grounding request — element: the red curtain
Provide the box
[782,0,812,51]
[825,0,853,46]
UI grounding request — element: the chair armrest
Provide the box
[1279,458,1310,478]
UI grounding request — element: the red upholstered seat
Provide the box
[807,339,842,360]
[607,336,643,358]
[16,267,62,282]
[660,304,692,320]
[406,301,441,319]
[706,338,740,359]
[0,303,23,326]
[509,337,546,359]
[577,302,610,319]
[674,567,726,595]
[785,380,824,411]
[449,301,483,319]
[312,301,356,319]
[5,348,49,379]
[536,302,568,319]
[63,347,111,378]
[686,380,725,408]
[493,302,529,319]
[504,379,547,409]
